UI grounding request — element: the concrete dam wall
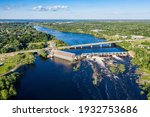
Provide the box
[50,50,76,61]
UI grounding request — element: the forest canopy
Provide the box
[0,23,53,53]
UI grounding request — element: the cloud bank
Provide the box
[32,5,68,12]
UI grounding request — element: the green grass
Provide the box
[0,53,35,75]
[0,63,15,75]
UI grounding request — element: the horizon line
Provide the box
[1,18,150,20]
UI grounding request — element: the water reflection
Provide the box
[16,56,82,100]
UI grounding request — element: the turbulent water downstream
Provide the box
[16,26,146,100]
[73,57,146,99]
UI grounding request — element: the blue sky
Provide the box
[0,0,150,19]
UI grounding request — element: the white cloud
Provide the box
[32,5,68,12]
[50,5,68,11]
[33,5,48,11]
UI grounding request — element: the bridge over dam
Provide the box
[1,39,136,61]
[48,50,129,61]
[58,40,134,50]
[0,48,129,62]
[49,39,149,61]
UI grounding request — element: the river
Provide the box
[16,26,146,100]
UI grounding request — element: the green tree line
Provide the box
[0,23,53,53]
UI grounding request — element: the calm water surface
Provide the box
[34,26,106,45]
[16,26,145,100]
[16,57,82,100]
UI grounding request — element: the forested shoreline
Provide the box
[0,53,35,99]
[38,21,150,39]
[0,23,53,53]
[0,22,69,99]
[0,21,150,100]
[38,21,150,99]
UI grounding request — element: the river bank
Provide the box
[0,23,148,100]
[0,53,35,99]
[35,24,150,99]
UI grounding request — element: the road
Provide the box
[0,48,50,60]
[0,38,148,59]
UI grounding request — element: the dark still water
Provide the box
[16,56,82,100]
[16,56,146,100]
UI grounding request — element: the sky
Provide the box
[0,0,150,19]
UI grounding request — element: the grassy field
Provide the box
[0,53,35,76]
[0,63,15,75]
[0,57,16,75]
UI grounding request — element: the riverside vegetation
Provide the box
[0,22,68,99]
[38,21,150,39]
[0,23,52,53]
[0,72,20,99]
[0,53,35,99]
[0,23,67,52]
[38,21,150,99]
[0,21,150,99]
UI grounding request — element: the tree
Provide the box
[5,80,10,89]
[0,23,53,54]
[39,50,47,58]
[1,89,9,100]
[9,85,17,96]
[0,80,4,90]
[25,53,35,64]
